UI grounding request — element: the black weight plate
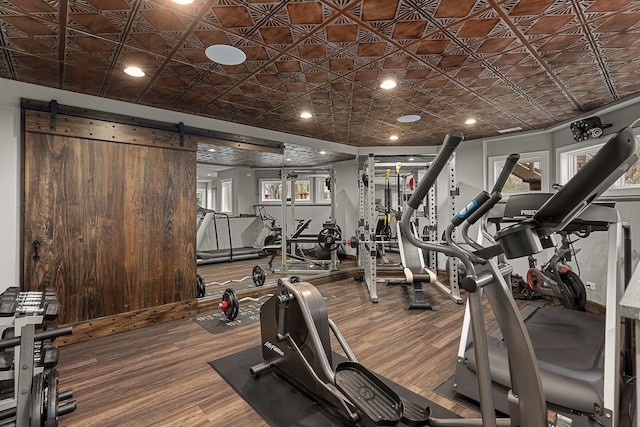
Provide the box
[221,288,239,321]
[31,373,44,427]
[317,227,342,251]
[252,265,266,287]
[196,274,206,298]
[46,369,59,427]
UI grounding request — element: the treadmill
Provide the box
[453,129,637,427]
[196,207,263,265]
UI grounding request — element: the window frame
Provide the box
[314,177,332,204]
[488,150,550,194]
[260,179,283,203]
[220,178,233,214]
[556,129,640,198]
[260,179,312,203]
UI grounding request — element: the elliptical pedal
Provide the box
[334,362,402,425]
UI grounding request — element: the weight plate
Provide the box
[252,265,266,287]
[221,288,239,321]
[196,274,206,298]
[317,227,342,252]
[31,373,44,427]
[46,369,59,427]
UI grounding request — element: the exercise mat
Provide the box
[210,346,459,426]
[193,302,263,334]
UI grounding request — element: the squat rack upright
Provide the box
[356,153,462,304]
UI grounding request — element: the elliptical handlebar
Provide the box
[400,132,476,275]
[464,153,520,227]
[407,132,464,210]
[460,152,520,226]
[491,153,520,194]
[444,151,521,259]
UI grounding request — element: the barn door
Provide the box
[21,103,196,325]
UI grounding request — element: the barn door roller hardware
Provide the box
[49,100,58,130]
[20,99,284,152]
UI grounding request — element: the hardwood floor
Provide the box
[57,262,495,426]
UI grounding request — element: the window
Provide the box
[196,182,215,210]
[220,179,233,213]
[260,179,311,202]
[261,180,282,202]
[488,150,549,193]
[315,177,332,204]
[557,130,640,196]
[293,180,311,202]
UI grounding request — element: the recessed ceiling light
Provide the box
[389,135,399,141]
[208,148,216,152]
[464,118,477,125]
[124,66,144,77]
[408,157,415,161]
[300,112,313,119]
[286,158,292,162]
[172,0,194,4]
[205,45,246,65]
[497,126,523,134]
[319,150,327,155]
[397,115,421,123]
[380,79,397,89]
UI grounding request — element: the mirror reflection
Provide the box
[196,143,355,299]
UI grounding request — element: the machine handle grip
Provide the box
[465,192,502,225]
[408,132,464,209]
[451,191,491,226]
[462,154,517,226]
[492,153,520,193]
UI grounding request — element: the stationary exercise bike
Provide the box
[250,133,550,427]
[257,207,305,264]
[511,230,587,310]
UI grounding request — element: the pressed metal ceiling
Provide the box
[1,0,640,162]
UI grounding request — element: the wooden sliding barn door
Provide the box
[21,103,197,325]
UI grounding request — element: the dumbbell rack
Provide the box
[0,288,75,427]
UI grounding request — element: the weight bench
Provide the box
[396,222,437,310]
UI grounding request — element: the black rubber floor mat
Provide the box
[209,346,459,426]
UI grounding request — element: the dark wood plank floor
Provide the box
[57,259,496,426]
